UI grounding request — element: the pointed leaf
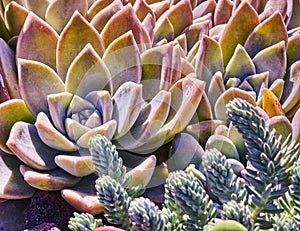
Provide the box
[153,16,174,43]
[76,120,117,148]
[215,88,256,120]
[47,92,73,134]
[207,71,225,111]
[0,99,35,153]
[66,44,112,97]
[6,122,58,170]
[18,59,65,117]
[214,0,234,25]
[262,88,285,117]
[192,0,216,19]
[220,1,259,66]
[100,4,147,50]
[150,1,169,19]
[24,0,50,19]
[17,12,58,71]
[116,90,171,150]
[102,31,141,93]
[4,2,29,36]
[35,112,78,151]
[244,11,287,58]
[195,92,213,121]
[0,38,20,99]
[55,155,93,177]
[196,35,224,93]
[57,11,105,81]
[253,41,286,86]
[134,0,155,21]
[112,82,143,138]
[86,0,114,20]
[244,72,268,96]
[45,0,88,33]
[0,151,36,199]
[90,0,123,34]
[266,116,292,141]
[287,34,300,68]
[224,44,256,82]
[292,106,300,143]
[20,165,81,190]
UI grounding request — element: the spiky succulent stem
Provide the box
[165,170,216,230]
[95,175,132,229]
[290,164,300,222]
[129,197,165,231]
[222,200,254,230]
[274,214,299,231]
[226,98,300,229]
[68,212,103,231]
[202,149,248,204]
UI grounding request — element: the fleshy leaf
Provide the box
[90,0,123,34]
[65,118,91,141]
[16,12,58,71]
[55,155,93,177]
[207,71,226,112]
[116,90,171,150]
[45,0,88,33]
[0,38,20,99]
[18,59,65,116]
[66,44,112,97]
[243,72,268,97]
[153,15,174,43]
[0,151,36,199]
[100,4,148,50]
[86,0,114,20]
[0,99,35,153]
[196,34,224,93]
[161,0,193,37]
[35,112,78,151]
[47,92,73,134]
[134,0,155,21]
[61,189,104,215]
[214,0,234,25]
[6,122,58,170]
[85,91,113,124]
[266,116,292,141]
[126,155,156,188]
[57,11,105,81]
[262,88,285,118]
[24,0,50,19]
[287,34,300,68]
[224,44,256,82]
[244,11,287,58]
[195,92,213,121]
[4,2,29,36]
[76,120,117,148]
[141,42,181,99]
[205,134,240,160]
[220,1,259,66]
[112,82,143,138]
[282,61,300,112]
[102,31,141,93]
[20,165,81,190]
[150,0,169,19]
[215,88,256,121]
[292,107,300,143]
[192,0,216,19]
[253,41,286,86]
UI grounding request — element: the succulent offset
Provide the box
[1,0,300,229]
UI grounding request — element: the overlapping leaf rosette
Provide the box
[0,0,207,213]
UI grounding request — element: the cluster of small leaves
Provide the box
[129,197,165,231]
[68,212,103,231]
[164,170,217,230]
[273,214,299,231]
[226,98,300,229]
[202,149,248,204]
[222,200,254,230]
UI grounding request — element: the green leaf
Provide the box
[17,12,58,71]
[45,0,88,33]
[220,1,259,66]
[102,31,141,93]
[65,43,112,97]
[24,0,50,19]
[0,99,35,153]
[57,11,105,81]
[244,11,287,58]
[18,59,65,116]
[86,0,114,20]
[287,34,300,68]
